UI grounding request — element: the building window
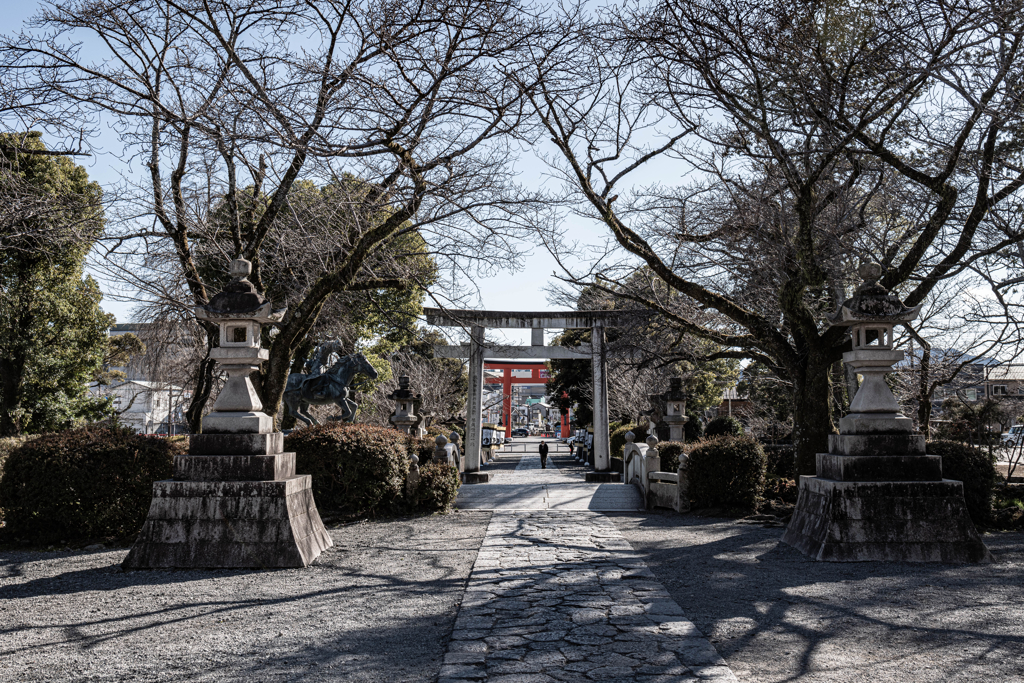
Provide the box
[965,388,978,402]
[993,385,1008,396]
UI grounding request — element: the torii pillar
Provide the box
[590,323,610,472]
[463,325,487,482]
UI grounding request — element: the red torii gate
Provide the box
[484,361,569,438]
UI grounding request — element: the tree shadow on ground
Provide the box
[613,512,1024,683]
[0,512,492,683]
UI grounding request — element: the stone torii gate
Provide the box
[424,308,632,483]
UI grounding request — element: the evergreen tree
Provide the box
[0,132,111,435]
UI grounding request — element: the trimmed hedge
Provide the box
[406,435,436,465]
[705,416,743,438]
[611,423,648,459]
[287,423,409,518]
[927,439,998,526]
[429,423,465,444]
[684,415,704,442]
[688,436,767,512]
[657,441,686,472]
[762,445,796,479]
[0,437,36,513]
[0,426,178,543]
[416,462,461,512]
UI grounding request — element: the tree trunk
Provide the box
[0,355,26,436]
[185,343,217,434]
[792,355,836,475]
[280,340,313,431]
[917,345,933,438]
[261,338,296,429]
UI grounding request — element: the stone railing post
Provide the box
[676,453,690,513]
[434,434,451,465]
[643,435,660,508]
[406,454,421,503]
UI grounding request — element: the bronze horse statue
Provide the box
[284,348,378,426]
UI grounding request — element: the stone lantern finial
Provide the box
[858,261,882,284]
[229,257,252,280]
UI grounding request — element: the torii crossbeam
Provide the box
[424,308,636,482]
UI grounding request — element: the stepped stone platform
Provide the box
[122,432,332,570]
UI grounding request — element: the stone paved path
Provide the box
[439,510,738,682]
[456,446,643,511]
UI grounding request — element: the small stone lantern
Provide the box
[388,375,425,437]
[662,377,688,442]
[194,258,285,434]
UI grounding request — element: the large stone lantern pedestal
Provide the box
[782,264,992,563]
[123,259,332,569]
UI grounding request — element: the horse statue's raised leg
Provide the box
[338,396,358,423]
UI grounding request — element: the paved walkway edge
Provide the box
[439,510,739,682]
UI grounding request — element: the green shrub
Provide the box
[684,415,704,442]
[762,445,796,479]
[705,416,743,438]
[0,426,177,543]
[416,462,461,512]
[405,435,436,464]
[657,441,686,472]
[927,439,997,526]
[688,436,767,512]
[429,423,465,445]
[610,423,647,459]
[0,436,36,510]
[287,423,409,518]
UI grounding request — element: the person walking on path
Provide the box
[539,440,549,468]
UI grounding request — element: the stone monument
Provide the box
[388,375,426,437]
[661,377,688,442]
[782,263,992,562]
[123,258,333,569]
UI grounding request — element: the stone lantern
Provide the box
[662,377,688,442]
[389,375,425,437]
[194,258,286,434]
[122,258,332,570]
[782,263,991,562]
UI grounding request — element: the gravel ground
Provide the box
[0,511,491,682]
[612,513,1024,683]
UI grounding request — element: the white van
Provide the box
[1002,425,1024,447]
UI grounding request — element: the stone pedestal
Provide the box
[782,424,992,562]
[783,475,991,562]
[123,433,332,569]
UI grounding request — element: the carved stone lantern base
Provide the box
[782,465,993,563]
[123,433,332,569]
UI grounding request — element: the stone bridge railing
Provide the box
[623,432,689,513]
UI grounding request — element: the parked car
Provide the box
[1002,425,1024,447]
[511,427,530,437]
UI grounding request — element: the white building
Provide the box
[90,380,187,434]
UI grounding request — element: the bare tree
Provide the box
[525,0,1024,471]
[6,0,549,431]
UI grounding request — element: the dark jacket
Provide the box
[539,443,549,457]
